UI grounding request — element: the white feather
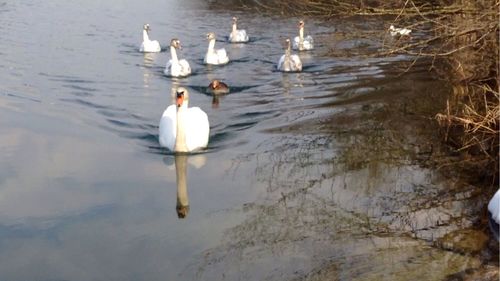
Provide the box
[488,189,500,224]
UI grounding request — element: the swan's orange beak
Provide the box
[176,92,184,107]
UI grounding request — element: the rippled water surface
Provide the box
[0,1,496,280]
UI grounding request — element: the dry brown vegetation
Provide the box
[385,0,499,183]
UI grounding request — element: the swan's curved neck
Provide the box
[175,105,189,152]
[175,155,189,211]
[207,39,216,52]
[170,46,179,62]
[284,44,291,68]
[143,30,150,42]
[299,26,304,42]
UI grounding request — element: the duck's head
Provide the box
[206,32,216,41]
[232,17,238,23]
[170,38,182,49]
[389,25,395,30]
[210,80,221,89]
[298,20,305,28]
[176,87,189,108]
[143,24,151,31]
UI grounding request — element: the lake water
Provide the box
[0,0,496,280]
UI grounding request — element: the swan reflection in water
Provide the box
[175,154,189,218]
[172,154,206,219]
[142,53,156,89]
[281,72,304,97]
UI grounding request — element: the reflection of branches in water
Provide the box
[193,130,482,279]
[190,75,488,278]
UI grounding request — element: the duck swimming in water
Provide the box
[206,79,230,95]
[139,24,161,53]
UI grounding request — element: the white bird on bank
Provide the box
[389,25,412,36]
[278,38,302,72]
[164,39,191,77]
[139,24,161,53]
[293,20,314,51]
[159,87,210,152]
[488,189,500,241]
[228,17,249,43]
[204,32,229,65]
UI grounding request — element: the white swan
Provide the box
[293,20,314,51]
[278,38,302,72]
[229,17,249,43]
[164,39,191,77]
[159,87,210,152]
[389,25,412,36]
[488,189,500,241]
[204,32,229,65]
[139,24,161,53]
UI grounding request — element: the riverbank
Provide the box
[215,0,499,189]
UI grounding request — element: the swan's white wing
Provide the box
[166,60,191,77]
[292,36,300,50]
[231,30,248,42]
[216,48,229,64]
[489,189,500,223]
[229,30,248,42]
[304,35,314,50]
[141,40,161,53]
[185,107,210,151]
[277,55,286,71]
[291,55,302,71]
[151,40,161,52]
[179,59,191,76]
[164,60,173,76]
[159,104,177,151]
[204,51,217,65]
[239,30,249,42]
